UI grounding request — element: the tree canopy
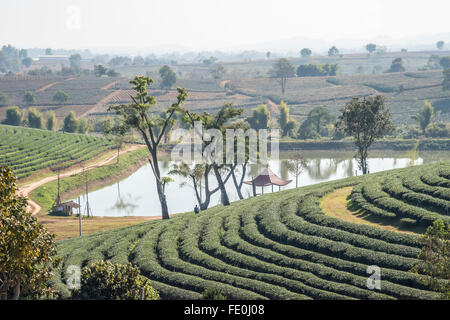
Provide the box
[337,95,393,174]
[269,58,296,94]
[159,65,177,89]
[300,48,312,58]
[0,166,60,299]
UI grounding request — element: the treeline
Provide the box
[244,99,449,140]
[1,107,91,134]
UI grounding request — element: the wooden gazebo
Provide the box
[244,167,292,196]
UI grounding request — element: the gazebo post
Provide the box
[262,186,264,195]
[271,184,273,193]
[279,185,281,191]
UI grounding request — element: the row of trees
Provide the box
[2,107,91,133]
[2,106,57,131]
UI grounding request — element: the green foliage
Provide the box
[279,100,289,136]
[210,64,226,80]
[366,43,377,54]
[298,106,335,139]
[63,111,79,133]
[107,69,120,77]
[387,58,406,73]
[201,287,226,300]
[300,48,312,58]
[411,220,449,299]
[73,260,159,300]
[3,106,23,126]
[27,107,44,129]
[0,91,8,106]
[437,41,445,50]
[50,161,450,300]
[0,125,113,179]
[94,64,107,77]
[296,63,338,77]
[411,100,434,133]
[21,57,32,68]
[337,95,394,174]
[269,58,296,94]
[0,166,60,299]
[439,57,450,69]
[443,68,450,91]
[159,65,177,89]
[328,46,339,57]
[246,104,270,130]
[425,123,450,138]
[78,118,92,134]
[46,111,57,131]
[23,91,36,105]
[108,75,188,219]
[69,54,82,69]
[53,90,69,104]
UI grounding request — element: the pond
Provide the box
[72,150,450,217]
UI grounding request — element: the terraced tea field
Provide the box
[53,161,449,300]
[231,70,450,124]
[0,125,114,179]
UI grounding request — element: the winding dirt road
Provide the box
[18,144,145,215]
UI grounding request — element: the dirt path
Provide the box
[267,99,280,114]
[79,90,125,117]
[18,144,145,215]
[35,81,58,92]
[101,80,119,90]
[319,187,417,235]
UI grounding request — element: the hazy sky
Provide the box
[1,0,450,52]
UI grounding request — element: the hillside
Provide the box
[0,125,113,179]
[52,161,450,300]
[232,70,450,124]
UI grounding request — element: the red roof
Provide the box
[244,167,292,187]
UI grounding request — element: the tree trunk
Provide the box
[13,281,20,300]
[231,165,244,200]
[149,151,170,219]
[192,179,202,208]
[358,148,369,175]
[213,165,230,206]
[156,179,170,219]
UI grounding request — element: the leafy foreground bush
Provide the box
[73,260,159,300]
[0,166,60,300]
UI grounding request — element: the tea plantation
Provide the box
[0,125,114,179]
[53,161,450,300]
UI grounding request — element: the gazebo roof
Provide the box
[244,167,292,187]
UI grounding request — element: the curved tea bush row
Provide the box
[0,125,114,178]
[52,162,448,300]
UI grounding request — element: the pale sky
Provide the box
[1,0,450,52]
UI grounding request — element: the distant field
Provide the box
[1,51,450,125]
[0,125,113,179]
[232,70,450,124]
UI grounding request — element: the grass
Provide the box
[319,187,422,234]
[51,161,450,300]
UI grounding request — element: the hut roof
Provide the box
[244,167,292,187]
[61,201,80,209]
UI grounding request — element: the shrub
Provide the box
[201,287,226,300]
[73,260,160,300]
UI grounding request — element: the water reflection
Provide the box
[72,151,447,217]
